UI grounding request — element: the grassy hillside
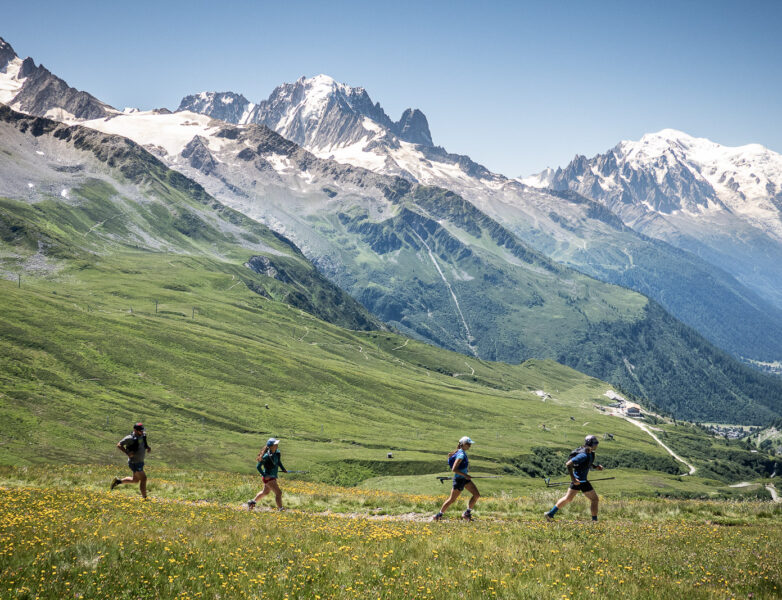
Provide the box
[304,176,782,423]
[1,254,777,494]
[0,103,778,488]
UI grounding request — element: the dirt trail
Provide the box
[766,484,780,502]
[622,417,697,475]
[391,339,409,351]
[730,482,781,502]
[453,362,475,378]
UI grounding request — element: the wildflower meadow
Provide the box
[1,466,779,599]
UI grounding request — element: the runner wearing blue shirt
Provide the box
[545,435,604,522]
[248,438,288,511]
[433,436,481,521]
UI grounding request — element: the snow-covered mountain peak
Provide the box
[177,91,252,123]
[518,167,556,188]
[177,74,434,157]
[617,129,781,171]
[299,73,354,97]
[639,128,694,143]
[617,129,701,164]
[528,130,782,241]
[289,74,353,121]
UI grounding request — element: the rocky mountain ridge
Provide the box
[177,75,434,153]
[0,37,113,120]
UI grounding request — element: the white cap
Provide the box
[459,436,474,445]
[266,438,280,446]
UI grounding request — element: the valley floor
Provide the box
[1,465,780,600]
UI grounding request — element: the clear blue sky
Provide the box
[3,0,781,176]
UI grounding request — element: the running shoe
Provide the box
[110,477,121,490]
[247,500,256,510]
[432,512,444,521]
[462,510,473,521]
[544,512,554,521]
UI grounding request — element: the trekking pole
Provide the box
[544,477,615,487]
[436,475,503,484]
[284,471,309,474]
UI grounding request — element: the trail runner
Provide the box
[433,436,480,521]
[545,434,604,521]
[248,438,288,511]
[110,422,151,499]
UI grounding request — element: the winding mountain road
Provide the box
[767,484,780,502]
[622,417,697,475]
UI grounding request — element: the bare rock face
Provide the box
[393,108,432,146]
[14,64,113,120]
[181,135,218,176]
[0,36,113,120]
[0,37,16,69]
[246,255,283,281]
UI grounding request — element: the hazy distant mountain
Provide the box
[524,129,782,311]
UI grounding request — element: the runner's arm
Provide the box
[566,460,581,484]
[116,440,132,457]
[451,458,471,480]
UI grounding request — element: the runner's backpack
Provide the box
[568,446,586,460]
[447,450,461,468]
[127,435,151,453]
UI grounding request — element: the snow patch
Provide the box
[44,107,76,121]
[78,111,229,156]
[0,56,25,104]
[519,167,556,189]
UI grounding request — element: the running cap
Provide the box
[459,436,474,445]
[266,438,280,446]
[133,422,144,430]
[584,435,599,447]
